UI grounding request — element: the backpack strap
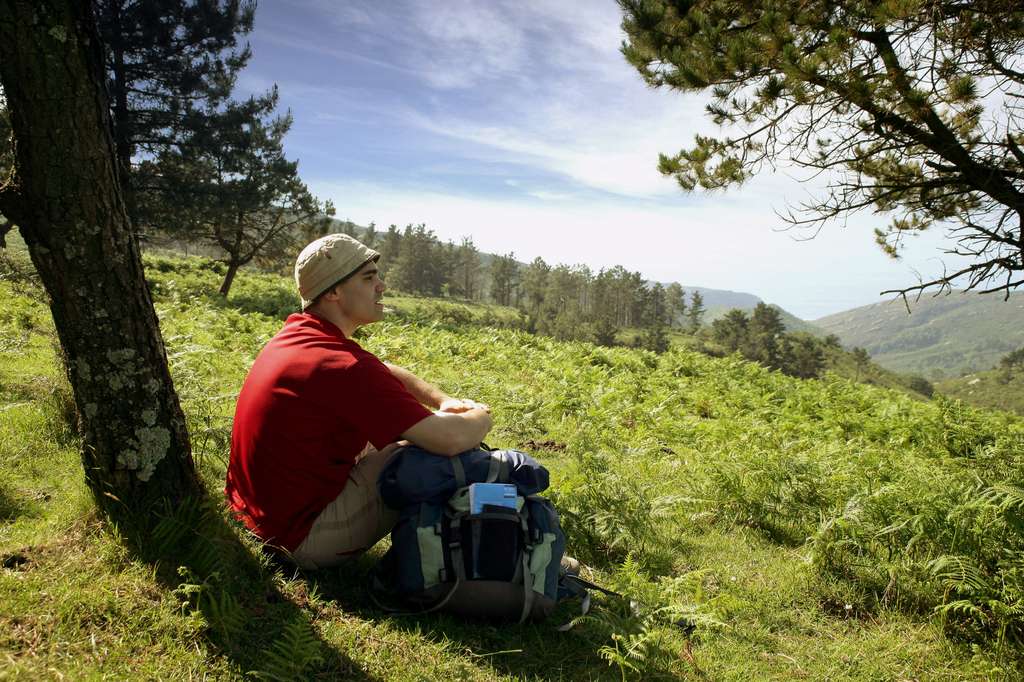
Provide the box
[484,450,507,483]
[518,548,535,623]
[451,455,467,488]
[417,511,468,615]
[447,511,468,583]
[517,509,535,623]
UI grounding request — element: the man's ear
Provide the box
[321,284,343,303]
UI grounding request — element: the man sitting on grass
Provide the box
[225,233,493,569]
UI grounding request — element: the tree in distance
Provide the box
[453,237,481,300]
[851,347,872,382]
[686,289,706,333]
[639,282,671,352]
[665,281,687,328]
[712,306,826,377]
[387,224,447,296]
[712,309,750,354]
[1000,346,1024,370]
[0,0,201,520]
[619,0,1024,298]
[142,89,333,296]
[745,303,786,368]
[490,252,521,307]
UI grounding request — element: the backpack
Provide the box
[373,446,566,622]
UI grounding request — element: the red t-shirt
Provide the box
[225,312,432,551]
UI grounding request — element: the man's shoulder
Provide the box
[254,314,369,371]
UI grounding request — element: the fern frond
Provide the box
[929,555,991,594]
[935,599,986,619]
[202,587,246,645]
[979,485,1024,513]
[250,619,324,681]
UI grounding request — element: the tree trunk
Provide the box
[0,0,201,521]
[219,261,240,297]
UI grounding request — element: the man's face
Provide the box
[335,260,386,327]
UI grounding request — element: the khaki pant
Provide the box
[290,444,400,570]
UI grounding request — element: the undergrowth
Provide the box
[2,250,1022,679]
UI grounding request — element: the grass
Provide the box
[2,248,1023,679]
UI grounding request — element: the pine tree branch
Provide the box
[1007,132,1024,168]
[984,34,1024,84]
[865,27,1024,209]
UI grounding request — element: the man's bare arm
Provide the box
[401,408,493,457]
[384,362,448,409]
[385,362,489,413]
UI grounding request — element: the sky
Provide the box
[240,0,967,320]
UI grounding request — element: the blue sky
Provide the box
[240,0,964,320]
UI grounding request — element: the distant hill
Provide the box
[937,367,1024,417]
[813,291,1024,377]
[702,300,823,336]
[679,285,761,310]
[681,285,821,335]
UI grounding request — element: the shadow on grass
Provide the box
[0,483,40,523]
[116,494,379,681]
[297,554,685,682]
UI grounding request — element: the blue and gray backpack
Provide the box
[373,446,569,622]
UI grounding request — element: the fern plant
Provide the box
[249,619,324,681]
[571,555,729,680]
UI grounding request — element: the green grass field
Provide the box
[2,251,1023,679]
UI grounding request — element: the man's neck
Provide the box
[307,305,358,338]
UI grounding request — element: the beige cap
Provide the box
[294,233,380,309]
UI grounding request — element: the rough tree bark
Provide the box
[0,0,201,521]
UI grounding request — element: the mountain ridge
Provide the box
[813,290,1024,377]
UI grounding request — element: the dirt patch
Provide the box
[2,552,30,569]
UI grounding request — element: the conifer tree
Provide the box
[144,89,333,296]
[537,264,590,341]
[519,257,550,329]
[0,0,202,520]
[712,309,750,353]
[780,333,826,379]
[852,347,872,381]
[1000,347,1024,370]
[620,0,1024,297]
[95,0,255,219]
[377,225,403,278]
[590,267,622,346]
[454,237,481,300]
[640,283,670,352]
[490,253,520,307]
[665,282,687,328]
[362,222,378,249]
[389,224,444,295]
[746,303,786,369]
[686,290,706,333]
